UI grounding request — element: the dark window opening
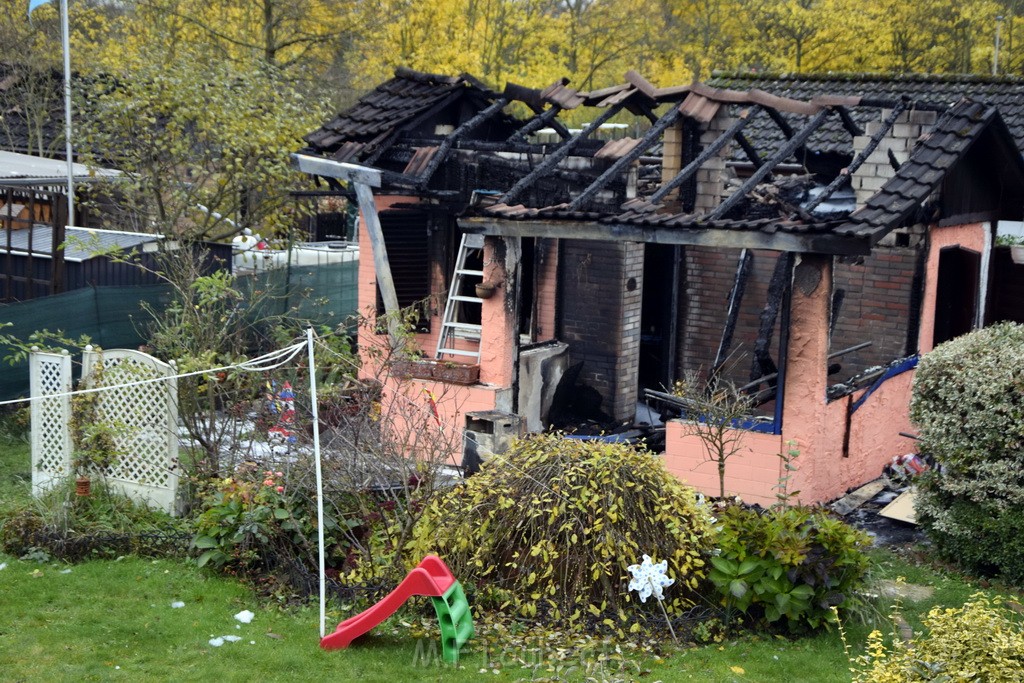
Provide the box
[638,244,679,392]
[375,209,431,332]
[933,245,980,347]
[519,238,536,339]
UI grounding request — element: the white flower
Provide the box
[626,554,675,603]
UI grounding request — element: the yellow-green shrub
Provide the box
[408,434,716,626]
[852,593,1024,682]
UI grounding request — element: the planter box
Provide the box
[391,360,480,385]
[392,360,436,380]
[432,363,480,385]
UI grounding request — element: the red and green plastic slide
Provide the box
[320,555,474,663]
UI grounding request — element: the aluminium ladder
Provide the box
[436,233,485,360]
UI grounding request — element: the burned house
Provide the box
[298,67,1024,504]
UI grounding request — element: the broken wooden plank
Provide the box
[878,488,918,524]
[831,479,886,515]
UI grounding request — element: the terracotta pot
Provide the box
[75,476,91,497]
[475,283,496,299]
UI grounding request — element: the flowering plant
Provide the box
[191,464,325,570]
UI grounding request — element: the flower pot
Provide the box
[432,363,480,385]
[1011,245,1024,265]
[475,283,496,299]
[75,476,91,497]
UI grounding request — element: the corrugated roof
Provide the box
[0,150,120,184]
[1,226,160,261]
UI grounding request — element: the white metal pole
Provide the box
[307,327,326,639]
[60,0,74,226]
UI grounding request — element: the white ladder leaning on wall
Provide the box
[436,233,485,361]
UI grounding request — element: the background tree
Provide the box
[77,49,327,241]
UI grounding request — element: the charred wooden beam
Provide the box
[804,100,907,212]
[568,104,683,211]
[417,97,510,186]
[830,287,846,335]
[734,132,766,171]
[711,249,753,377]
[506,105,567,143]
[460,217,875,256]
[771,258,794,434]
[887,148,902,172]
[764,107,794,138]
[500,102,626,205]
[749,252,794,383]
[649,109,755,204]
[708,108,832,220]
[364,90,465,166]
[476,151,612,186]
[835,105,863,137]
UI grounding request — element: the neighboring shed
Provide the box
[299,68,1024,505]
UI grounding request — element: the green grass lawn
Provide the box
[0,546,1004,682]
[0,434,1016,682]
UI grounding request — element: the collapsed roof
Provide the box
[300,68,1024,256]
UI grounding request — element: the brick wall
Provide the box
[830,247,920,379]
[558,239,643,421]
[851,109,938,208]
[678,246,785,387]
[676,245,921,388]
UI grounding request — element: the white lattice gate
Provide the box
[30,347,180,514]
[29,350,73,495]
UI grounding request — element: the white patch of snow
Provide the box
[234,610,255,624]
[209,637,225,647]
[171,601,185,608]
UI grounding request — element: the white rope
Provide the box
[0,341,308,408]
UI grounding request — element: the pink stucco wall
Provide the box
[663,425,784,506]
[376,376,506,466]
[356,197,519,457]
[917,222,987,355]
[664,252,918,505]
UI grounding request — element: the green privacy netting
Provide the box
[0,261,358,401]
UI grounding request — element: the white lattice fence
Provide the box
[29,350,73,495]
[81,347,179,514]
[30,347,180,514]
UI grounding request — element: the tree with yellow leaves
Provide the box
[77,49,328,241]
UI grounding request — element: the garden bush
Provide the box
[910,322,1024,584]
[191,462,344,572]
[851,593,1024,682]
[708,504,871,631]
[0,478,190,561]
[408,433,716,628]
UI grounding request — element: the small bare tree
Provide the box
[672,372,755,499]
